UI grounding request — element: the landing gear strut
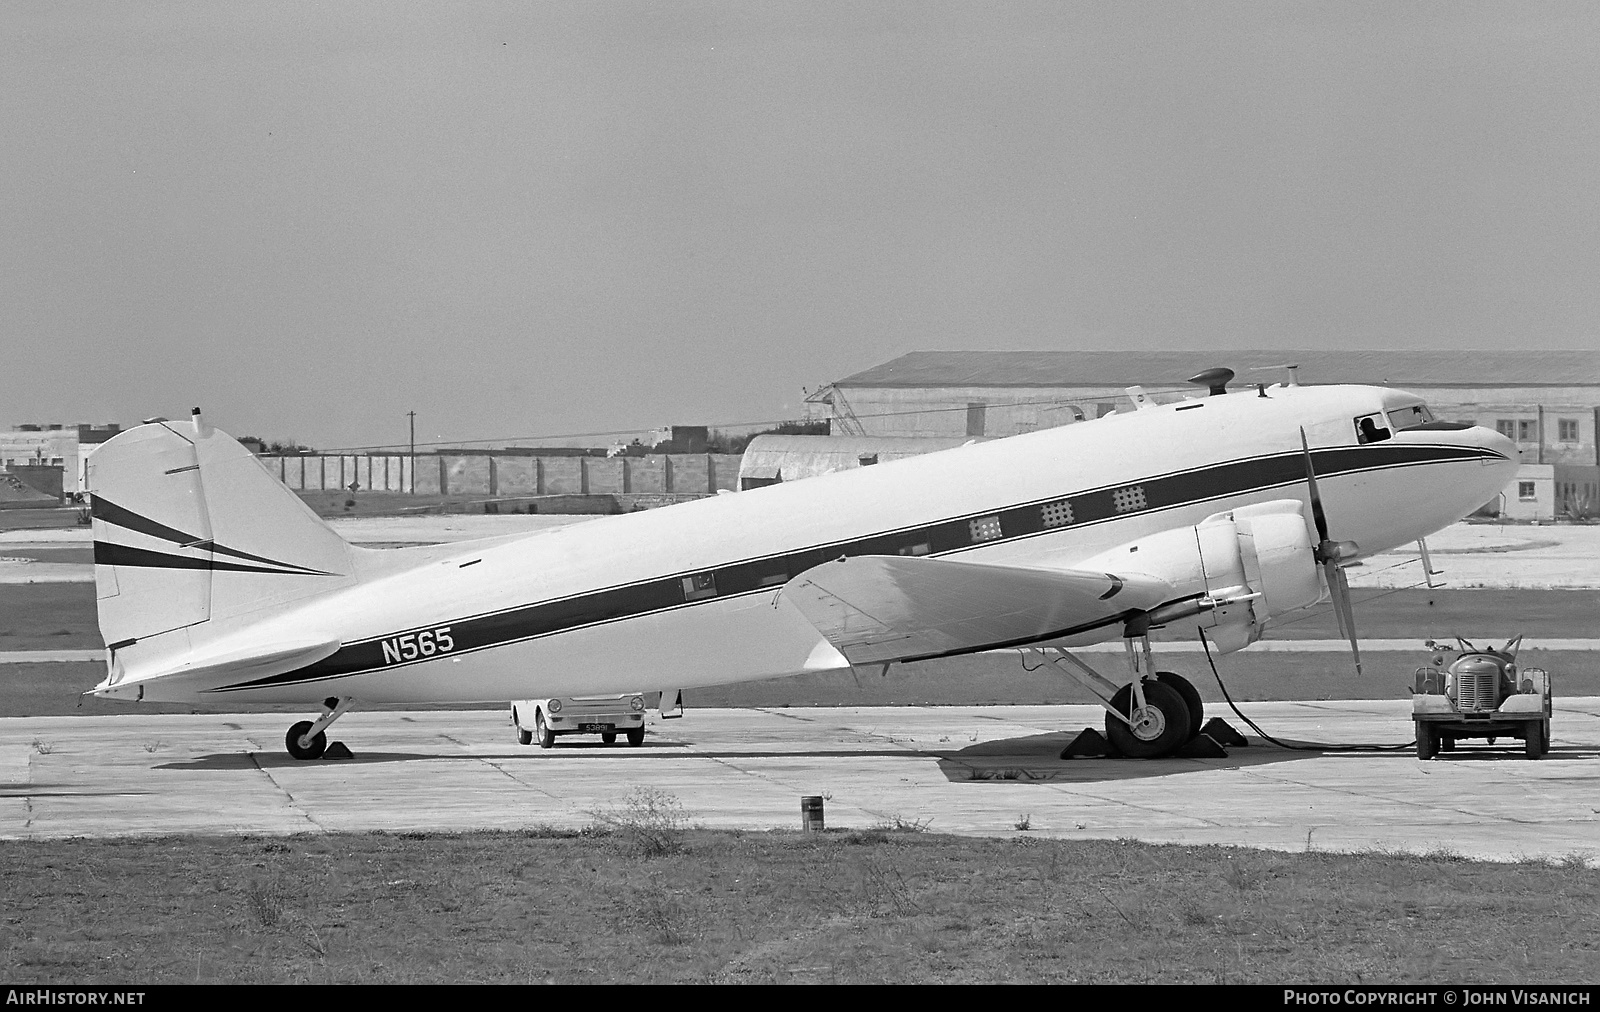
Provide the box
[1021,634,1203,759]
[285,697,353,760]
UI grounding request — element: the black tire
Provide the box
[1104,680,1192,759]
[626,726,645,747]
[535,711,555,749]
[1155,671,1204,742]
[1440,737,1456,752]
[601,732,617,744]
[514,709,533,745]
[1416,724,1437,760]
[286,720,327,761]
[1524,723,1546,760]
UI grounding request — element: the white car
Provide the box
[511,694,647,748]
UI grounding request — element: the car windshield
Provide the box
[1386,404,1434,431]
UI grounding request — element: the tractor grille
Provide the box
[1453,668,1500,712]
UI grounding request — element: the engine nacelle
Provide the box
[1076,499,1322,653]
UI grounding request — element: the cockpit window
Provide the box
[1355,412,1391,444]
[1386,404,1434,432]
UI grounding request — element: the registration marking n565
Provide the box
[380,627,454,664]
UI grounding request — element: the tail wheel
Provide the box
[1104,680,1191,759]
[1155,671,1204,742]
[626,726,645,747]
[535,711,555,749]
[285,720,327,761]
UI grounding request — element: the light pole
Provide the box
[407,410,416,494]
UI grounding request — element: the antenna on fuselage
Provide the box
[1186,367,1234,396]
[1249,363,1301,387]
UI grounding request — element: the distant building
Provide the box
[737,435,986,489]
[806,350,1600,519]
[0,423,122,494]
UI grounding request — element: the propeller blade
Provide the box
[1299,427,1331,545]
[1302,427,1360,676]
[1325,561,1362,677]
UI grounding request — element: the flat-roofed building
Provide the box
[1,423,123,494]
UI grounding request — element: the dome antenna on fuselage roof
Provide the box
[1186,366,1235,396]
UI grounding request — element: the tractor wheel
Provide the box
[1416,724,1438,760]
[1524,724,1546,759]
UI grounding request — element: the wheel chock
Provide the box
[1173,733,1229,758]
[322,741,354,760]
[1201,717,1248,747]
[1060,728,1118,759]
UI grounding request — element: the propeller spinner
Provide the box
[1299,428,1363,676]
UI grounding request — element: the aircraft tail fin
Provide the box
[89,411,356,654]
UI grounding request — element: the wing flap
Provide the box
[781,556,1169,664]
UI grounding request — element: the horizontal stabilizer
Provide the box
[781,555,1169,664]
[97,638,341,699]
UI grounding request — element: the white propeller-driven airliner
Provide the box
[87,369,1517,759]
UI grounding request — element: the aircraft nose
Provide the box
[1467,424,1520,494]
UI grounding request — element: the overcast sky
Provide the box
[4,2,1597,449]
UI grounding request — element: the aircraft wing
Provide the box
[781,555,1170,665]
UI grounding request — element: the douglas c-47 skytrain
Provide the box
[88,368,1517,760]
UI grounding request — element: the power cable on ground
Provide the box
[1198,627,1416,752]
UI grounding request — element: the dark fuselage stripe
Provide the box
[212,442,1496,693]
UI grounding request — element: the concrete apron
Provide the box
[2,700,1597,864]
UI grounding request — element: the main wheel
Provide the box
[1440,737,1456,752]
[285,720,327,761]
[1155,671,1204,742]
[1104,680,1192,759]
[535,711,555,749]
[601,732,617,744]
[626,726,645,747]
[1416,723,1437,760]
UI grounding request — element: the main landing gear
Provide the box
[1023,635,1206,759]
[285,696,354,760]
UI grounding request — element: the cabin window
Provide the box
[897,542,932,556]
[681,572,717,601]
[1041,499,1075,528]
[1111,486,1147,513]
[1385,404,1434,432]
[968,516,1003,542]
[1354,413,1391,444]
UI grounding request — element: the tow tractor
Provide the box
[1412,636,1551,760]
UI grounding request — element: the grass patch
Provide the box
[3,831,1598,983]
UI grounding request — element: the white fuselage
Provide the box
[105,384,1518,704]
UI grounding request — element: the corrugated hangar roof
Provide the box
[833,350,1600,389]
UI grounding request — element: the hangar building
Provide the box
[798,350,1600,520]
